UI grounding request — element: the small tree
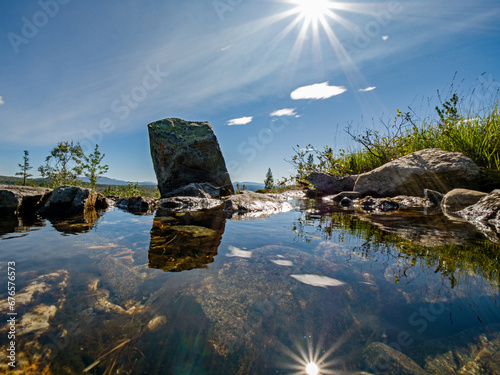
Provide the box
[16,150,33,186]
[38,141,84,187]
[307,153,314,167]
[264,168,274,190]
[82,144,109,189]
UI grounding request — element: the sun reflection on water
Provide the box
[279,332,348,375]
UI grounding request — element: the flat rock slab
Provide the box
[224,190,293,219]
[0,185,52,215]
[158,196,224,212]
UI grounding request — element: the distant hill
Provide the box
[0,175,156,187]
[78,176,157,186]
[233,181,265,191]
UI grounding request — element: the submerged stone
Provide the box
[363,342,428,375]
[186,245,379,372]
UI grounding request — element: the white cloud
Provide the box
[291,82,347,100]
[382,35,389,41]
[227,245,252,258]
[291,274,345,288]
[269,108,297,117]
[227,116,253,126]
[0,96,4,105]
[359,87,376,92]
[219,44,232,52]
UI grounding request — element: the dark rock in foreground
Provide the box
[306,172,358,195]
[354,196,400,213]
[37,185,108,217]
[354,149,480,197]
[148,118,234,198]
[0,185,52,215]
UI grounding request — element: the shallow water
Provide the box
[1,198,500,374]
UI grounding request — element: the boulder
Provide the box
[306,172,358,195]
[158,196,223,212]
[424,189,444,206]
[354,196,400,213]
[162,182,220,199]
[392,195,433,208]
[458,192,500,226]
[363,342,428,375]
[223,191,293,218]
[441,188,488,213]
[0,185,52,215]
[37,185,108,218]
[148,118,234,198]
[116,196,158,214]
[354,149,480,197]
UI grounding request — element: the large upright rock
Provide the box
[354,149,480,197]
[148,118,234,198]
[306,172,358,195]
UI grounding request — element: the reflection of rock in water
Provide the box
[356,210,484,247]
[148,206,226,272]
[0,214,45,237]
[47,208,104,234]
[186,245,380,373]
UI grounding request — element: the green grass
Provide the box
[290,96,500,180]
[99,183,160,198]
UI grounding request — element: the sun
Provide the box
[305,362,320,375]
[294,0,331,22]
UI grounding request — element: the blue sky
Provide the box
[1,0,499,184]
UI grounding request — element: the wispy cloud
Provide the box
[269,108,297,117]
[0,96,4,105]
[291,82,347,100]
[227,245,252,258]
[359,87,376,92]
[227,116,253,126]
[382,35,389,41]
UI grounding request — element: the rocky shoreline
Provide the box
[1,147,499,240]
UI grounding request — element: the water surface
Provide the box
[1,198,499,374]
